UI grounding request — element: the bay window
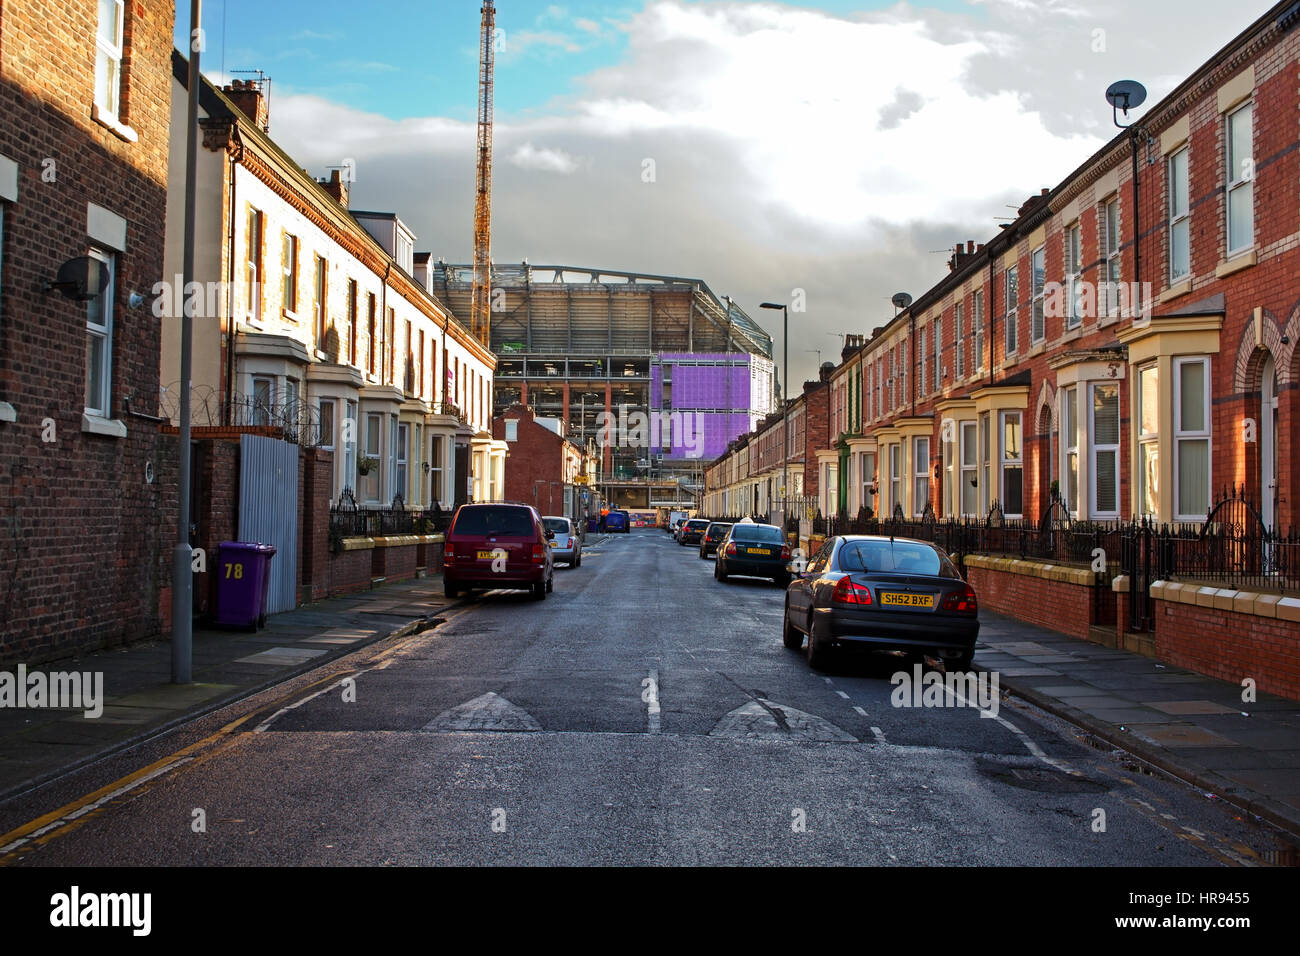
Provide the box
[913,437,930,516]
[1138,364,1159,517]
[1175,358,1211,520]
[1090,383,1119,518]
[1000,411,1023,517]
[961,421,978,516]
[1062,385,1079,513]
[889,444,901,515]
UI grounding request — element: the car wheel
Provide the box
[546,573,554,593]
[806,615,831,669]
[531,581,546,601]
[715,561,728,582]
[445,580,460,599]
[782,602,804,650]
[943,650,975,672]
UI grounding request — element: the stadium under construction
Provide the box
[429,261,776,510]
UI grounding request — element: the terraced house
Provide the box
[705,0,1300,702]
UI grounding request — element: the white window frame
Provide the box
[395,422,409,503]
[912,436,930,517]
[973,290,985,371]
[246,206,263,324]
[85,247,115,418]
[1031,245,1046,343]
[1102,197,1121,317]
[94,0,125,120]
[250,375,274,426]
[861,451,876,510]
[999,410,1023,518]
[933,315,942,392]
[979,412,991,514]
[1065,223,1082,329]
[1089,382,1120,519]
[954,302,965,380]
[1137,364,1159,518]
[1061,385,1079,515]
[1226,101,1254,257]
[889,443,901,515]
[429,434,445,507]
[1004,265,1018,357]
[1168,146,1191,283]
[960,420,978,517]
[1174,357,1211,521]
[919,325,928,402]
[282,233,298,316]
[362,411,382,504]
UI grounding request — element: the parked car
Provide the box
[604,510,630,533]
[698,522,733,558]
[679,518,711,546]
[543,515,582,567]
[782,534,978,670]
[443,502,555,600]
[713,522,790,584]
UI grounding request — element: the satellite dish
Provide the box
[891,292,912,310]
[1105,80,1147,118]
[46,256,109,302]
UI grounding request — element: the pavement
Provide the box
[0,531,1298,847]
[975,613,1300,843]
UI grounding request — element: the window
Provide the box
[1138,364,1159,516]
[1065,223,1082,329]
[245,207,263,323]
[1004,265,1019,356]
[919,325,928,401]
[960,421,978,516]
[954,302,965,379]
[889,444,901,514]
[362,412,382,503]
[313,255,327,344]
[1102,197,1121,316]
[979,412,991,513]
[387,307,396,386]
[1091,383,1119,517]
[1000,411,1023,516]
[395,423,409,502]
[85,248,115,417]
[429,434,445,507]
[913,437,930,516]
[973,290,985,371]
[861,451,876,508]
[1031,246,1046,343]
[1226,102,1254,256]
[319,399,336,450]
[1168,147,1190,282]
[347,279,358,366]
[889,351,896,410]
[94,0,125,119]
[367,293,377,376]
[419,329,426,398]
[285,377,299,417]
[933,316,942,392]
[344,400,358,495]
[251,376,273,426]
[1062,386,1079,514]
[1175,358,1211,519]
[282,233,298,314]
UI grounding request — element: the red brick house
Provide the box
[493,405,597,521]
[0,0,175,661]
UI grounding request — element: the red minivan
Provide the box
[443,503,555,600]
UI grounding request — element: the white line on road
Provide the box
[941,683,1079,775]
[836,690,850,699]
[871,726,887,743]
[645,669,661,734]
[853,706,868,717]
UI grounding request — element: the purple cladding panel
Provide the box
[651,353,762,460]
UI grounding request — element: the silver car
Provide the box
[543,516,582,567]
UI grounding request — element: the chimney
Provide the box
[317,168,349,208]
[223,78,269,132]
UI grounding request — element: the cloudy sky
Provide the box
[180,0,1267,386]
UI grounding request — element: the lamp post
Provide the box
[760,302,788,518]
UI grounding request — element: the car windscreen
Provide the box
[706,524,732,535]
[686,520,710,529]
[728,525,783,543]
[452,507,535,537]
[837,540,955,577]
[543,518,570,534]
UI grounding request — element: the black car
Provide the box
[678,518,711,546]
[698,522,733,558]
[782,534,978,670]
[714,522,790,585]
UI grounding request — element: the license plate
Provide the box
[549,541,559,547]
[745,547,771,555]
[880,592,934,608]
[476,550,499,560]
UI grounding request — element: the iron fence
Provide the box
[328,490,453,548]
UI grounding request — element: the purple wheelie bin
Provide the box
[215,541,277,630]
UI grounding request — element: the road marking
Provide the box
[835,690,850,699]
[871,726,887,743]
[645,669,661,734]
[822,677,834,685]
[710,698,856,742]
[941,681,1079,776]
[424,692,541,732]
[853,706,868,717]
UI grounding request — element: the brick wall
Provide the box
[1155,599,1300,703]
[372,542,417,583]
[493,405,568,514]
[299,446,333,603]
[328,547,372,597]
[966,564,1097,641]
[0,1,176,661]
[802,380,829,497]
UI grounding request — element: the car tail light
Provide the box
[780,545,791,560]
[443,545,455,566]
[941,584,978,614]
[532,544,545,563]
[725,542,738,556]
[832,577,872,605]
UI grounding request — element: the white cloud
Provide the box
[510,143,583,174]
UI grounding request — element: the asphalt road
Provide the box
[3,528,1282,865]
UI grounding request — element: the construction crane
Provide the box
[470,1,496,347]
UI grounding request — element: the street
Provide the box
[2,528,1280,867]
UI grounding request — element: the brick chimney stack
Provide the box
[223,78,269,132]
[318,168,349,208]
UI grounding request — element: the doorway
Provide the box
[1262,356,1278,530]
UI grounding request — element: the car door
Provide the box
[788,538,833,630]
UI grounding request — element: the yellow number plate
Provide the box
[476,550,498,560]
[745,547,771,555]
[880,592,934,608]
[549,541,559,547]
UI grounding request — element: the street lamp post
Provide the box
[760,302,788,521]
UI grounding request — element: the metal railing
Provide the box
[328,490,453,548]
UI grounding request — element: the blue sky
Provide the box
[175,0,983,121]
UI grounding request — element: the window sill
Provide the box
[91,104,138,143]
[82,412,127,438]
[1027,342,1046,358]
[0,401,16,424]
[283,309,300,323]
[1159,279,1192,304]
[1216,248,1257,278]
